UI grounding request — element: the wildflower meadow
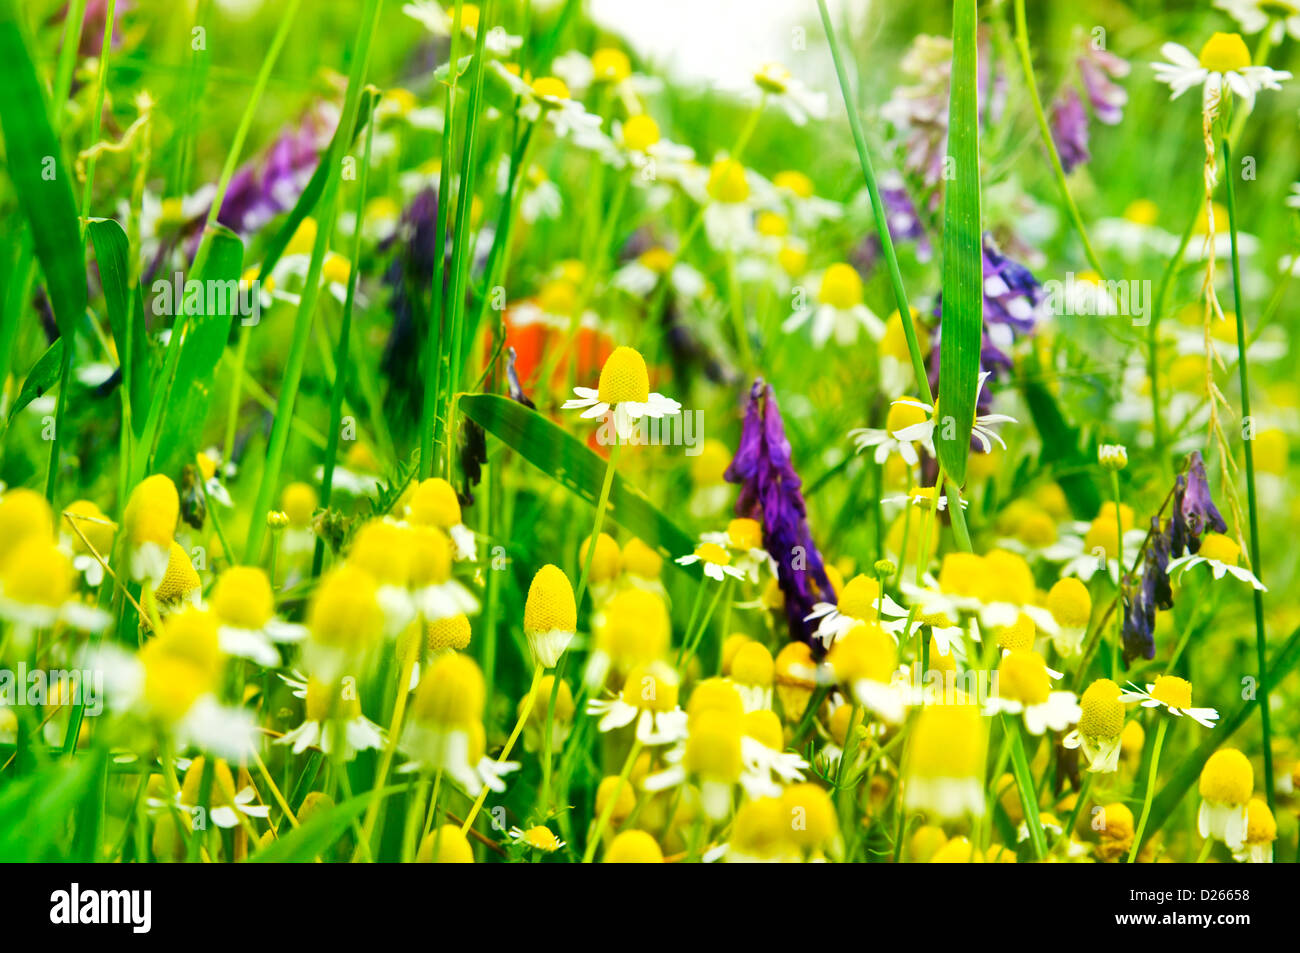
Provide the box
[1,0,1299,887]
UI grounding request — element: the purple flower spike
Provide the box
[725,380,832,652]
[1171,451,1228,556]
[1050,87,1090,175]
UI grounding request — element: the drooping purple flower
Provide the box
[725,379,832,652]
[928,234,1044,416]
[1121,589,1156,665]
[1079,45,1129,126]
[852,171,932,277]
[1170,450,1227,556]
[216,107,336,238]
[1050,87,1090,174]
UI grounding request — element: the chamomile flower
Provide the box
[699,518,774,583]
[697,156,759,250]
[612,245,706,300]
[805,573,907,647]
[1063,678,1126,772]
[1232,799,1276,863]
[645,708,744,820]
[122,474,180,585]
[904,703,987,820]
[728,642,775,712]
[1045,577,1092,656]
[784,262,885,348]
[585,588,670,689]
[279,482,318,557]
[774,641,819,721]
[277,674,385,760]
[405,477,477,562]
[890,372,1017,455]
[881,484,969,513]
[849,396,936,468]
[739,709,810,796]
[417,824,475,863]
[562,345,681,441]
[827,622,909,724]
[175,757,270,829]
[1152,32,1291,115]
[60,499,116,586]
[578,532,623,607]
[403,1,521,55]
[984,650,1081,734]
[401,653,519,795]
[676,541,746,583]
[0,537,110,636]
[751,62,828,124]
[1041,503,1148,583]
[586,662,688,746]
[208,566,306,666]
[1197,748,1253,849]
[618,537,668,599]
[303,565,387,681]
[1215,0,1300,44]
[1166,532,1266,590]
[603,829,664,863]
[510,825,565,853]
[1120,675,1219,728]
[523,564,577,668]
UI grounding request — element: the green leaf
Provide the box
[0,752,104,861]
[459,394,695,559]
[153,225,245,469]
[7,338,63,422]
[0,0,87,340]
[88,218,152,432]
[1021,379,1100,518]
[1140,623,1300,850]
[935,0,983,486]
[246,783,404,862]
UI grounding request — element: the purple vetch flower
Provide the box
[1079,45,1129,126]
[1120,588,1156,665]
[1170,450,1227,557]
[852,171,932,277]
[725,379,833,652]
[1050,87,1090,174]
[216,107,336,238]
[380,188,443,405]
[928,234,1045,416]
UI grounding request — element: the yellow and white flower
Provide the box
[1166,532,1266,590]
[1120,675,1219,728]
[563,345,681,441]
[784,263,884,348]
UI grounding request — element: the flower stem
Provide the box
[1222,137,1273,810]
[1111,469,1124,677]
[1003,714,1046,860]
[580,736,642,863]
[1127,717,1167,862]
[462,662,543,832]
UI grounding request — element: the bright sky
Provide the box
[589,0,865,89]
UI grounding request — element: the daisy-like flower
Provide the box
[403,1,521,55]
[849,396,934,468]
[406,477,477,561]
[1098,443,1128,471]
[805,574,907,647]
[738,709,809,798]
[699,517,775,583]
[1120,675,1219,728]
[522,564,577,668]
[417,824,475,863]
[278,481,318,557]
[1215,0,1300,43]
[1152,32,1291,115]
[1063,678,1126,773]
[904,703,987,820]
[586,662,688,746]
[1232,799,1277,863]
[401,654,519,795]
[1045,577,1093,657]
[643,707,743,821]
[984,650,1081,735]
[751,61,828,124]
[173,757,270,830]
[521,75,611,152]
[0,537,110,638]
[728,642,775,712]
[152,542,202,614]
[585,588,671,690]
[889,371,1016,455]
[302,565,388,682]
[1166,531,1266,590]
[784,262,885,348]
[563,345,681,441]
[696,156,760,251]
[509,825,565,853]
[618,537,668,599]
[1041,503,1148,583]
[277,673,385,761]
[882,484,969,513]
[122,474,180,586]
[826,622,909,725]
[612,245,706,301]
[772,168,844,228]
[208,566,307,667]
[1197,747,1254,849]
[676,541,746,583]
[60,499,116,587]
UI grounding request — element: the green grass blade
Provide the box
[935,0,983,487]
[88,218,152,432]
[459,394,695,559]
[6,339,63,422]
[0,0,87,341]
[246,783,405,862]
[1020,379,1101,518]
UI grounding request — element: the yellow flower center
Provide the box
[730,642,774,687]
[519,825,562,851]
[596,345,651,404]
[726,518,763,551]
[305,677,362,722]
[580,533,622,583]
[1199,748,1253,805]
[153,542,200,605]
[428,614,473,652]
[777,243,808,277]
[730,797,787,858]
[836,574,881,621]
[817,263,864,309]
[307,566,386,651]
[997,651,1051,706]
[603,830,663,863]
[591,47,632,83]
[412,653,485,728]
[773,169,814,198]
[780,783,838,849]
[407,477,463,529]
[621,537,663,578]
[684,709,744,782]
[348,520,413,587]
[408,526,453,586]
[180,757,238,808]
[124,474,180,547]
[620,664,679,713]
[1197,532,1241,566]
[210,566,274,629]
[524,564,577,635]
[828,622,896,684]
[756,211,789,237]
[1078,678,1124,738]
[63,499,116,556]
[596,589,670,665]
[886,398,928,434]
[1047,577,1092,628]
[418,825,475,863]
[881,308,930,363]
[531,76,570,101]
[996,613,1036,652]
[753,62,792,94]
[0,488,55,567]
[280,482,318,528]
[706,158,749,204]
[285,217,318,257]
[637,247,674,275]
[2,539,72,607]
[1244,798,1276,845]
[1150,674,1193,710]
[1198,32,1252,73]
[687,678,745,723]
[621,114,660,152]
[694,542,731,566]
